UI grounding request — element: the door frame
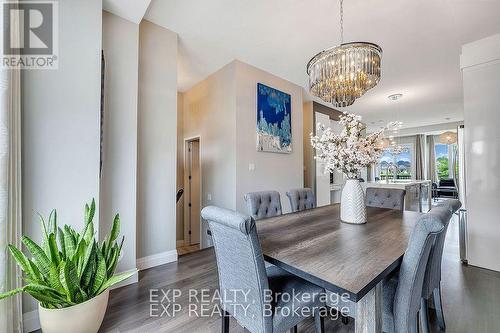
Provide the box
[183,135,202,246]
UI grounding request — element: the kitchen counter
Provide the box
[364,180,432,212]
[365,179,431,189]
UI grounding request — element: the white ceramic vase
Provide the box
[340,179,367,224]
[38,289,109,333]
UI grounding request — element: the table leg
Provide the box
[355,282,382,333]
[428,186,432,212]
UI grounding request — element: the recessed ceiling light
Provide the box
[388,93,403,101]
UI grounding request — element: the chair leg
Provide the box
[420,298,430,333]
[314,308,325,333]
[433,287,446,331]
[221,310,230,333]
[412,312,420,333]
[289,325,297,333]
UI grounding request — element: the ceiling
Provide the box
[144,0,500,131]
[103,0,151,24]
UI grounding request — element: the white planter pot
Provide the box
[38,289,109,333]
[340,179,367,224]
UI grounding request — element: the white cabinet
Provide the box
[461,33,500,272]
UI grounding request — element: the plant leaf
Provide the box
[0,287,24,300]
[81,251,96,289]
[109,214,120,244]
[38,213,50,258]
[7,245,33,278]
[101,240,107,262]
[58,227,66,260]
[59,260,81,302]
[24,283,64,298]
[48,233,61,266]
[97,270,136,295]
[48,209,57,236]
[83,219,94,244]
[71,229,80,245]
[48,263,65,294]
[84,199,96,225]
[27,259,44,283]
[106,246,118,278]
[89,199,96,223]
[72,237,86,263]
[63,226,76,259]
[91,249,106,296]
[24,285,70,307]
[79,237,95,279]
[22,236,51,277]
[84,203,90,222]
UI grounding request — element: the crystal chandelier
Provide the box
[386,121,407,155]
[439,131,457,145]
[306,0,382,107]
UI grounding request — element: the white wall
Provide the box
[182,60,304,246]
[461,33,500,272]
[137,20,178,259]
[183,62,237,248]
[176,93,184,243]
[22,0,102,317]
[396,122,463,137]
[303,101,314,189]
[101,11,138,276]
[234,61,304,214]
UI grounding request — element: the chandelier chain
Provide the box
[306,0,382,107]
[339,0,344,44]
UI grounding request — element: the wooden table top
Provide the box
[256,204,422,301]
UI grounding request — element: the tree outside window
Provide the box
[435,143,457,180]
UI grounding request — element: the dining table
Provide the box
[256,203,423,333]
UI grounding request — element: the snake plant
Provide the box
[0,199,135,309]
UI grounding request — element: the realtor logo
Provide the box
[1,1,58,69]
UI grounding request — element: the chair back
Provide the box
[244,191,282,220]
[438,179,456,187]
[422,199,461,297]
[286,188,316,212]
[366,188,406,211]
[392,206,448,332]
[201,206,272,332]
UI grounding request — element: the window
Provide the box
[376,144,413,180]
[434,143,457,180]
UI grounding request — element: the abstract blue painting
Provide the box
[256,83,292,153]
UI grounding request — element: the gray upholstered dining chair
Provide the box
[382,205,452,333]
[324,205,450,332]
[286,188,316,213]
[420,199,461,333]
[201,206,325,333]
[365,188,406,211]
[244,191,282,220]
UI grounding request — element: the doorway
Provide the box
[181,137,201,254]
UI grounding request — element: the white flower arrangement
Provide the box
[311,113,395,179]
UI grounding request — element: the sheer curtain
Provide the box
[415,134,425,180]
[427,135,437,183]
[0,1,23,331]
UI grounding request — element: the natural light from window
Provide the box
[435,143,457,180]
[376,144,412,180]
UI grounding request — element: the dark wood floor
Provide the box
[99,215,500,333]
